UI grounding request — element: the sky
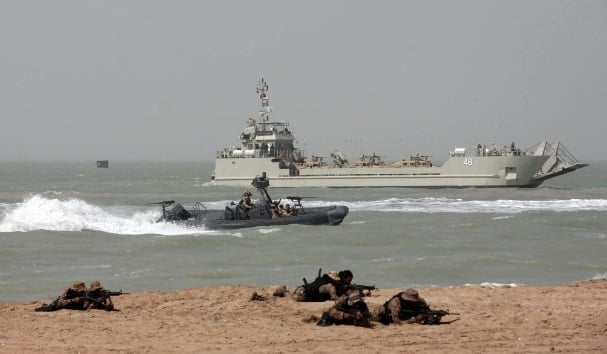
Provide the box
[1,0,606,162]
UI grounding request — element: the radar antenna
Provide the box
[256,78,272,121]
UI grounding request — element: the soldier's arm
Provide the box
[327,296,352,321]
[333,295,348,307]
[105,296,114,311]
[386,298,402,324]
[318,283,338,300]
[54,296,72,307]
[327,306,345,321]
[55,291,83,308]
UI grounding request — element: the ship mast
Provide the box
[256,78,272,122]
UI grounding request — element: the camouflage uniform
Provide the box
[270,203,281,218]
[376,288,436,324]
[282,204,294,216]
[325,291,370,327]
[83,280,114,311]
[238,191,254,218]
[35,281,86,312]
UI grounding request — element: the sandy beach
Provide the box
[1,279,605,353]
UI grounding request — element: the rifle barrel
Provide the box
[147,200,175,205]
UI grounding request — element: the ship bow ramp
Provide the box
[529,141,588,185]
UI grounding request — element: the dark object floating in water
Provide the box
[97,160,109,168]
[154,172,349,230]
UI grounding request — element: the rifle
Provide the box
[101,289,129,296]
[335,305,370,327]
[399,307,460,324]
[286,196,315,213]
[349,284,377,292]
[286,196,315,202]
[84,294,115,311]
[421,308,459,317]
[84,289,127,311]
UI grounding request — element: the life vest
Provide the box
[303,274,335,302]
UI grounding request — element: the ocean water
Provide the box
[1,160,606,303]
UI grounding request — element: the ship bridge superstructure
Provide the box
[217,78,305,162]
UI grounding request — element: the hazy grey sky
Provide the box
[1,0,606,162]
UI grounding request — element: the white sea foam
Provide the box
[0,194,220,236]
[479,282,523,288]
[492,215,514,220]
[464,282,523,288]
[258,228,281,234]
[314,197,607,213]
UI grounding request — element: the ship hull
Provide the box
[213,155,550,188]
[200,205,349,229]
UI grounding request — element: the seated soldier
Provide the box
[282,203,294,217]
[317,286,371,327]
[238,191,255,218]
[293,269,353,302]
[35,281,86,312]
[290,203,299,216]
[375,288,439,325]
[270,203,282,218]
[84,280,114,311]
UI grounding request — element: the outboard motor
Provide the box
[165,203,191,221]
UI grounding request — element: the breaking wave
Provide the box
[0,195,227,236]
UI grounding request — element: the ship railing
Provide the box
[551,142,581,166]
[216,148,297,159]
[467,144,529,157]
[468,141,583,163]
[528,141,581,166]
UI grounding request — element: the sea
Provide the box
[1,160,606,303]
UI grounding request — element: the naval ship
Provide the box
[212,79,588,188]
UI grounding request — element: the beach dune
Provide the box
[1,279,605,353]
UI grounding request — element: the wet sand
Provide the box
[1,279,605,353]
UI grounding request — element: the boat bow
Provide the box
[529,141,589,185]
